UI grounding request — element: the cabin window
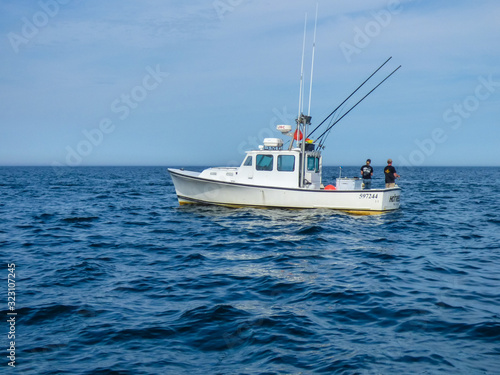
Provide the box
[256,154,273,171]
[307,156,320,172]
[277,155,295,171]
[243,156,252,166]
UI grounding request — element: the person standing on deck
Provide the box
[384,159,400,188]
[360,159,373,189]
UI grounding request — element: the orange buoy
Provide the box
[325,184,336,190]
[293,129,303,141]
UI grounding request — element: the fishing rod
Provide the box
[315,64,402,146]
[317,102,346,150]
[308,56,393,139]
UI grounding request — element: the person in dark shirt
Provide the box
[360,159,373,189]
[384,159,400,188]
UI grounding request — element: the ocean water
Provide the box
[1,166,499,374]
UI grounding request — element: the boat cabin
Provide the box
[199,137,322,189]
[237,148,322,188]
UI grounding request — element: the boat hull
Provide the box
[168,169,401,212]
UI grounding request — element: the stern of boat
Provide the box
[381,187,401,211]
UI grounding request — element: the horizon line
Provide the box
[0,164,498,168]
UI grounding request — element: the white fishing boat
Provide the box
[168,120,400,213]
[169,14,401,213]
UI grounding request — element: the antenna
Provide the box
[307,3,318,116]
[297,13,307,118]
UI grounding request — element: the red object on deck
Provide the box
[325,184,336,190]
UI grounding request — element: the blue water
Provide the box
[1,166,499,374]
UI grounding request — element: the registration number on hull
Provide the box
[359,193,378,199]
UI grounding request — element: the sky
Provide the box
[1,0,499,168]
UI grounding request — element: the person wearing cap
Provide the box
[384,159,400,188]
[360,159,373,189]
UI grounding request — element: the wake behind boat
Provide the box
[168,13,401,213]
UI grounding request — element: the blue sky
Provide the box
[1,0,499,167]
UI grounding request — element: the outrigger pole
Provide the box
[316,64,402,148]
[295,4,318,188]
[308,56,393,139]
[299,4,318,188]
[307,3,318,117]
[290,12,308,152]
